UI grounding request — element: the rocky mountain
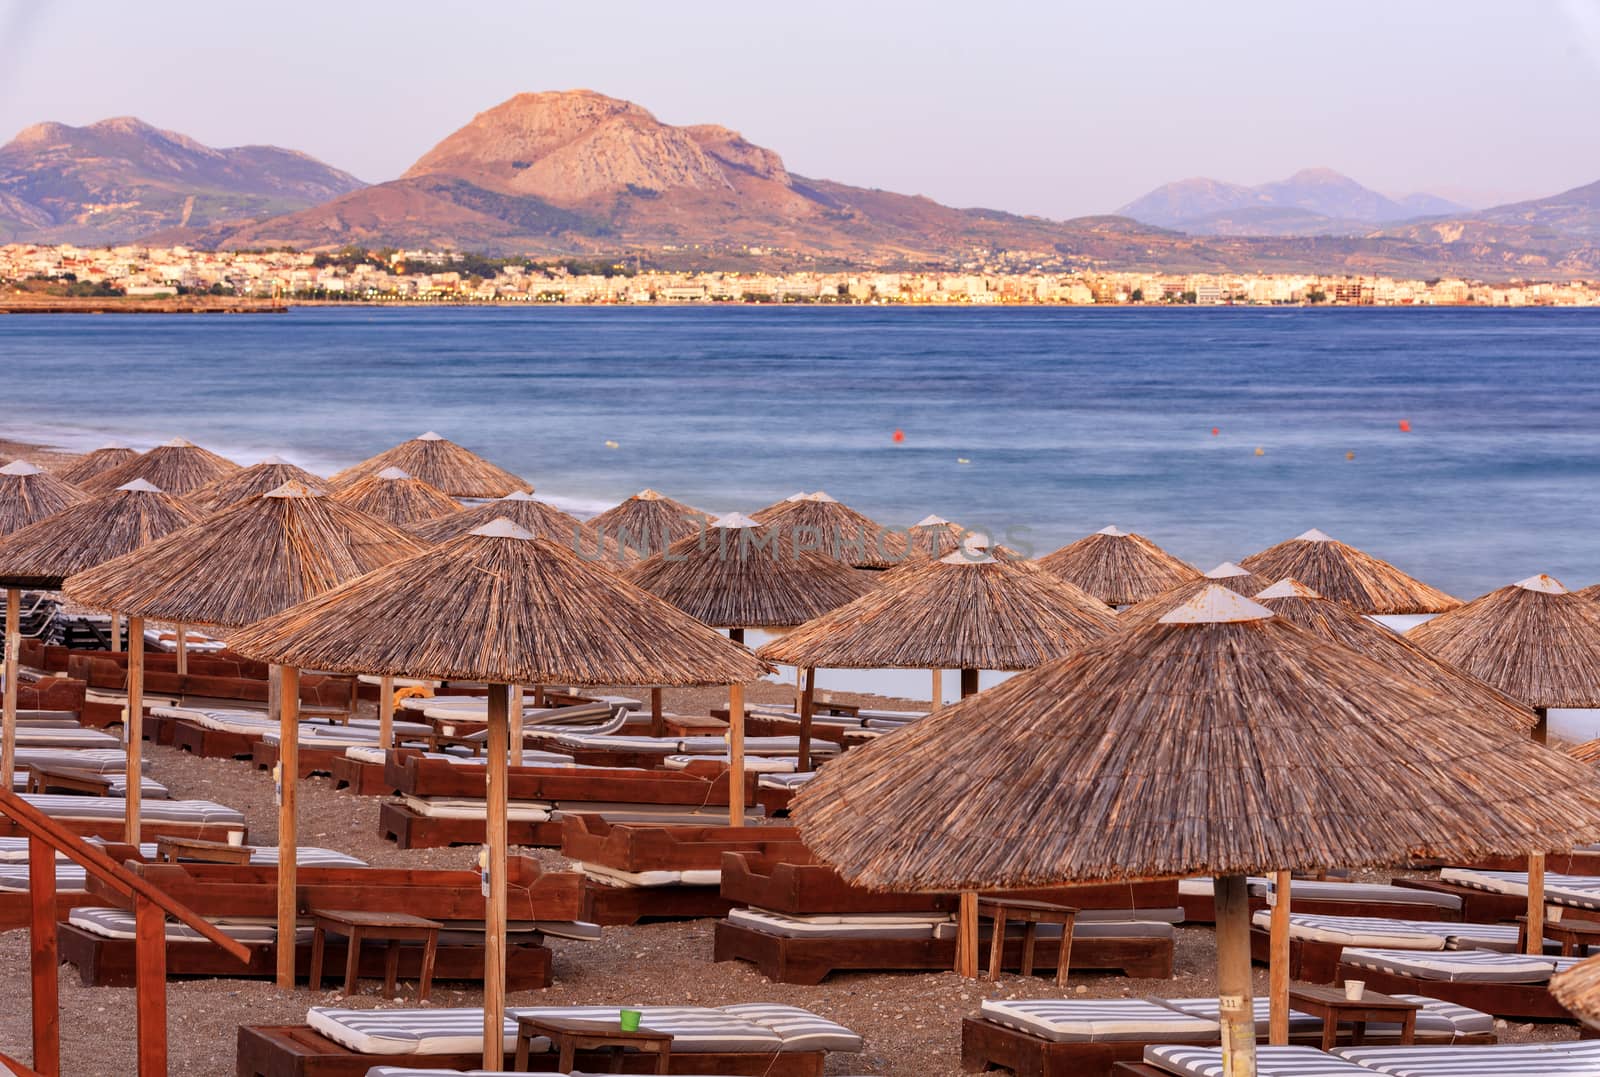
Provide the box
[1118,168,1471,236]
[0,116,365,244]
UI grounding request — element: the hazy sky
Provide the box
[3,1,1598,218]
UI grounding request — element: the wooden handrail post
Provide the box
[135,895,168,1076]
[29,833,60,1077]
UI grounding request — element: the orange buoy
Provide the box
[892,429,905,443]
[1398,419,1411,432]
[1211,427,1220,436]
[1346,451,1355,461]
[1254,447,1265,457]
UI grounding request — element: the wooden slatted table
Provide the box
[977,896,1079,984]
[154,835,252,864]
[1290,984,1420,1050]
[308,908,441,1000]
[513,1014,672,1072]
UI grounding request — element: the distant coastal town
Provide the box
[4,243,1599,308]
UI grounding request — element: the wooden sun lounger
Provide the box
[719,850,1179,915]
[329,753,393,796]
[251,739,351,779]
[1331,957,1571,1020]
[59,922,551,990]
[715,918,1173,984]
[1393,878,1525,923]
[384,750,757,806]
[563,816,804,925]
[234,1026,829,1077]
[377,801,565,849]
[0,807,244,846]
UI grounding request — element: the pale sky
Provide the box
[3,1,1598,218]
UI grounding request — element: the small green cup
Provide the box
[619,1008,642,1032]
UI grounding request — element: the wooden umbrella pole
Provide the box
[960,667,978,698]
[508,686,525,767]
[1528,851,1546,955]
[729,627,745,645]
[275,664,301,989]
[1268,870,1291,1045]
[798,668,816,773]
[1533,706,1549,745]
[953,667,981,976]
[794,667,804,712]
[1214,873,1259,1076]
[649,687,664,738]
[111,613,121,653]
[377,674,394,749]
[930,668,942,712]
[124,616,145,846]
[2,587,18,791]
[727,682,745,828]
[175,622,188,676]
[483,683,510,1071]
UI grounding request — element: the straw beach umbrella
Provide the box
[1552,955,1600,1029]
[756,491,908,569]
[412,490,627,565]
[1037,524,1199,607]
[895,515,1021,569]
[328,431,529,498]
[55,443,138,486]
[588,488,711,557]
[1408,573,1600,956]
[62,481,424,985]
[628,512,873,779]
[332,466,461,529]
[761,551,1118,974]
[1116,561,1255,629]
[0,460,87,790]
[793,585,1600,1076]
[228,519,767,1068]
[81,436,240,496]
[190,455,324,512]
[1239,528,1459,615]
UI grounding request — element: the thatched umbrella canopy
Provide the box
[1239,528,1459,615]
[331,466,461,529]
[227,518,768,686]
[63,481,426,630]
[1569,738,1600,767]
[328,431,529,498]
[228,518,768,1065]
[1552,954,1600,1029]
[1407,574,1600,715]
[1253,577,1537,734]
[1036,524,1200,607]
[55,443,138,486]
[750,491,810,519]
[756,491,906,569]
[587,489,712,556]
[760,553,1115,673]
[190,455,324,512]
[794,584,1600,1075]
[1117,562,1254,629]
[1577,584,1600,602]
[626,512,873,636]
[412,491,628,564]
[898,515,1022,566]
[81,437,240,497]
[61,480,426,985]
[0,479,204,590]
[0,460,85,537]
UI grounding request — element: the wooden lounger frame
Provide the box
[378,801,564,849]
[329,755,392,796]
[383,750,757,806]
[714,919,1172,985]
[0,811,243,845]
[1331,958,1573,1020]
[560,816,801,870]
[59,924,552,990]
[1392,878,1527,923]
[583,881,734,925]
[235,1025,828,1077]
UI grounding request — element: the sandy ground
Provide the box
[0,440,1582,1073]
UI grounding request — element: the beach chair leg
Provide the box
[1019,923,1036,978]
[308,924,325,991]
[986,908,1007,980]
[419,929,437,1002]
[383,941,399,998]
[343,928,362,996]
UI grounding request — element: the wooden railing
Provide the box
[0,788,250,1076]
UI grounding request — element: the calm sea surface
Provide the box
[3,305,1599,716]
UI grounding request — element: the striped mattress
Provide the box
[1340,946,1556,983]
[19,793,245,829]
[979,998,1217,1043]
[1331,1041,1600,1075]
[1146,1045,1374,1076]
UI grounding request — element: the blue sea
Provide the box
[2,306,1597,720]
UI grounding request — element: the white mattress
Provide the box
[577,861,720,889]
[728,906,949,940]
[663,753,795,773]
[1340,946,1554,983]
[1250,911,1448,949]
[1146,1045,1373,1076]
[1331,1041,1600,1075]
[979,998,1216,1044]
[397,795,551,821]
[1440,867,1600,910]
